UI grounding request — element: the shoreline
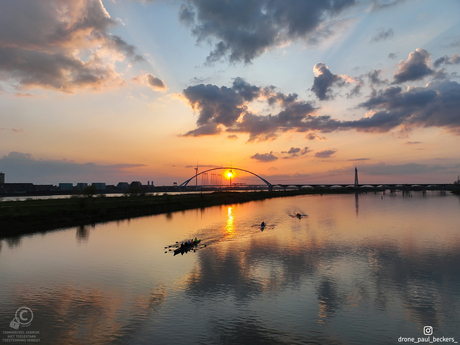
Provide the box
[0,189,357,238]
[1,188,457,239]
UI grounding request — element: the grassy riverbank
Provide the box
[0,189,353,238]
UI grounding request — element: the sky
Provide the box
[1,0,460,185]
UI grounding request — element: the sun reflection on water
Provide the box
[225,206,236,238]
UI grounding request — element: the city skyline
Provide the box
[1,0,460,185]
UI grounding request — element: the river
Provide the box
[1,192,459,344]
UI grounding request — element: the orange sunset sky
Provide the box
[1,0,459,185]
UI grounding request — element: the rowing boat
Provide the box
[174,240,201,255]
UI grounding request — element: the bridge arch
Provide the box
[180,167,272,189]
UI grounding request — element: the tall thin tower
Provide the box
[194,164,198,187]
[354,167,359,188]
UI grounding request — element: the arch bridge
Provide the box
[180,167,273,191]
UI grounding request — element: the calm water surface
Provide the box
[1,192,459,344]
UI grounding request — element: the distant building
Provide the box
[59,183,73,191]
[35,184,55,192]
[92,183,106,191]
[130,181,142,188]
[0,183,34,193]
[117,182,129,190]
[0,172,4,184]
[76,183,88,190]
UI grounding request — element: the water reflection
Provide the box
[76,225,90,243]
[6,236,21,248]
[185,234,460,335]
[317,278,340,322]
[355,193,359,217]
[1,193,459,344]
[0,284,166,345]
[209,317,292,345]
[224,206,236,239]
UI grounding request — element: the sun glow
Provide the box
[224,170,235,179]
[224,169,235,186]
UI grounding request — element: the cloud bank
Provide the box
[0,152,146,184]
[182,53,460,140]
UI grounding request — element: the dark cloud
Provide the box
[348,158,370,161]
[433,54,460,68]
[371,28,394,42]
[182,123,222,137]
[311,63,361,100]
[359,86,436,110]
[315,150,336,158]
[179,0,357,64]
[227,134,238,140]
[183,82,245,127]
[347,84,362,98]
[182,78,317,141]
[356,80,460,134]
[311,63,344,100]
[393,48,433,84]
[282,147,301,155]
[280,146,311,159]
[178,3,195,25]
[250,152,278,162]
[0,0,144,93]
[146,73,167,91]
[109,35,145,62]
[405,141,421,145]
[301,147,312,155]
[366,70,388,86]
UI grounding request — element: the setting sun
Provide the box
[225,170,235,179]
